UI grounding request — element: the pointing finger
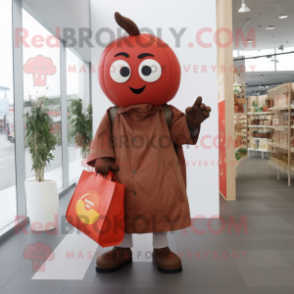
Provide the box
[193,96,202,107]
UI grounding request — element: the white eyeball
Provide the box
[110,60,131,83]
[138,59,162,82]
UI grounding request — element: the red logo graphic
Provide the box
[23,55,56,86]
[23,241,55,272]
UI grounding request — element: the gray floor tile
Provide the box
[231,201,270,211]
[126,288,185,294]
[65,256,97,288]
[0,267,21,289]
[263,203,294,211]
[236,267,294,287]
[185,287,294,294]
[185,288,248,294]
[229,250,292,267]
[280,217,294,228]
[63,287,126,294]
[262,237,294,250]
[255,227,294,238]
[0,286,64,294]
[3,266,68,288]
[277,250,294,267]
[246,216,294,228]
[220,237,269,250]
[180,250,236,268]
[92,262,246,288]
[176,237,226,251]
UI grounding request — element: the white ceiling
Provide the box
[233,0,294,94]
[245,71,294,95]
[233,0,294,51]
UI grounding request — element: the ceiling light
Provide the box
[277,3,288,19]
[270,58,279,63]
[266,25,276,30]
[238,0,250,13]
[278,45,284,50]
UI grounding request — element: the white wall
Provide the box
[90,0,219,218]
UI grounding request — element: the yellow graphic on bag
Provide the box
[76,191,102,225]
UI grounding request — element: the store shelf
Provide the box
[270,125,288,130]
[269,142,289,150]
[269,105,294,111]
[248,125,271,128]
[247,112,271,115]
[234,113,246,116]
[268,158,289,172]
[248,148,270,152]
[251,138,270,141]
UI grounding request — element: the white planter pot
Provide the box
[25,179,59,231]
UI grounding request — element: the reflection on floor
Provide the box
[0,157,294,294]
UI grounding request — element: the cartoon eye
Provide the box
[34,65,38,69]
[33,251,37,255]
[42,65,46,69]
[41,252,45,255]
[138,59,162,82]
[110,60,131,83]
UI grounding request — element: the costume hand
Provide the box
[185,96,211,129]
[95,157,120,175]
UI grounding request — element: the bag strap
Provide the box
[162,104,172,129]
[109,106,119,128]
[163,104,178,154]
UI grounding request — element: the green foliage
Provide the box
[23,95,57,182]
[252,100,258,107]
[68,98,92,158]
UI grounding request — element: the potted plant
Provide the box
[68,98,92,159]
[23,95,58,231]
[252,100,258,112]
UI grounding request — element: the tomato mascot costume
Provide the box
[87,12,211,274]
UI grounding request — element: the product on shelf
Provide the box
[267,83,294,186]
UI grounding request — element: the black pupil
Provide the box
[120,67,130,77]
[141,66,152,76]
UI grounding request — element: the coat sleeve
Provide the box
[169,105,200,145]
[86,108,115,167]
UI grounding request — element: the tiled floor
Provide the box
[0,158,294,293]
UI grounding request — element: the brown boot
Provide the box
[96,247,132,273]
[152,247,182,274]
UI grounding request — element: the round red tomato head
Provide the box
[98,12,181,107]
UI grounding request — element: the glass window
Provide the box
[22,9,63,189]
[66,49,90,183]
[241,49,275,72]
[276,47,294,71]
[0,0,17,230]
[233,50,239,57]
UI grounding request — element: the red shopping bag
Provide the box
[66,170,125,247]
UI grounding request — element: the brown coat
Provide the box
[87,104,200,233]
